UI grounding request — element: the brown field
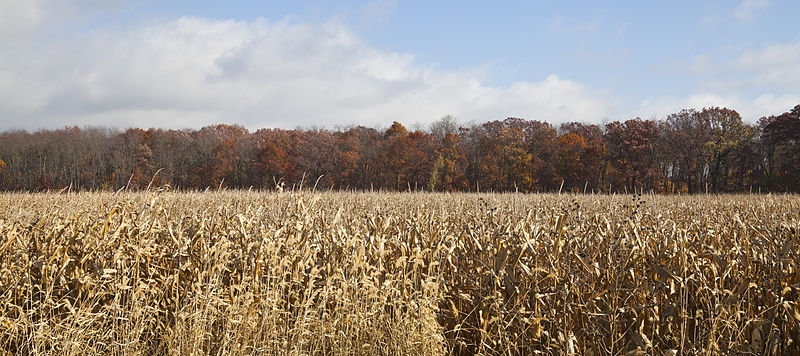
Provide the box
[0,191,798,355]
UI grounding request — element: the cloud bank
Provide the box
[0,15,616,130]
[1,4,797,131]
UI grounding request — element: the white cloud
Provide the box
[650,39,800,121]
[0,0,128,41]
[684,41,800,92]
[687,93,800,122]
[0,16,615,130]
[732,42,800,89]
[637,92,799,122]
[687,93,799,120]
[733,0,770,21]
[0,0,45,40]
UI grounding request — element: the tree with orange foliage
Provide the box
[335,126,381,190]
[192,125,250,189]
[471,119,533,192]
[336,130,363,188]
[559,123,605,192]
[0,157,6,191]
[253,129,294,188]
[376,122,436,190]
[376,122,408,189]
[0,158,6,189]
[523,120,558,191]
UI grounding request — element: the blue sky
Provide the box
[1,0,798,130]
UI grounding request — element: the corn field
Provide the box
[0,191,798,355]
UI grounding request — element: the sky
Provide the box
[0,0,798,131]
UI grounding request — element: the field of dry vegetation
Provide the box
[0,190,798,355]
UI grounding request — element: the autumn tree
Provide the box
[0,157,6,189]
[430,115,459,143]
[335,126,381,190]
[428,131,468,191]
[190,125,251,188]
[472,119,533,192]
[0,106,799,193]
[405,131,438,190]
[376,122,436,190]
[760,105,800,191]
[143,129,197,189]
[660,109,711,193]
[699,107,747,192]
[523,120,559,191]
[725,123,761,192]
[605,119,660,192]
[558,123,605,192]
[108,128,143,189]
[555,132,586,191]
[132,142,157,189]
[293,130,341,189]
[253,129,294,188]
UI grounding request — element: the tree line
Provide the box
[0,105,798,193]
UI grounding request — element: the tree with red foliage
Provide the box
[605,119,661,192]
[0,106,799,193]
[293,130,341,189]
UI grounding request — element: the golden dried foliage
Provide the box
[0,191,798,355]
